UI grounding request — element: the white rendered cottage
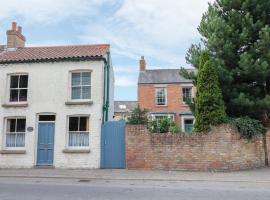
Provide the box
[0,22,114,168]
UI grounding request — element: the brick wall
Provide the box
[266,131,270,166]
[126,124,266,171]
[138,84,193,126]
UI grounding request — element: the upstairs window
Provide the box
[155,88,167,106]
[9,75,28,102]
[182,87,192,103]
[6,118,26,147]
[68,116,89,147]
[71,72,91,100]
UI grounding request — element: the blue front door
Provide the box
[37,123,55,166]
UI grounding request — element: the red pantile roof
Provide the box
[0,44,110,63]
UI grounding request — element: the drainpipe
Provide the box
[105,51,111,122]
[102,59,107,124]
[102,51,111,123]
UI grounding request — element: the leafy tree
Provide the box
[194,51,227,132]
[127,106,148,125]
[182,0,270,123]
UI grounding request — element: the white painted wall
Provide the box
[0,60,111,168]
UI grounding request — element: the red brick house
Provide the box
[137,56,195,133]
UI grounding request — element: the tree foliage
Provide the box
[127,106,148,125]
[194,51,227,132]
[183,0,270,123]
[148,118,181,134]
[229,117,266,140]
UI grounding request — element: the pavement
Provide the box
[0,167,270,183]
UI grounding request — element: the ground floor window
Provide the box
[183,118,194,133]
[150,114,175,121]
[5,117,26,147]
[68,116,89,147]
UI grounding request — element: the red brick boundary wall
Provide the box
[266,131,270,166]
[125,125,266,171]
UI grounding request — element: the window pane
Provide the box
[19,75,28,88]
[82,72,91,85]
[72,87,81,99]
[69,117,79,131]
[183,88,192,102]
[16,133,25,147]
[82,86,91,99]
[72,73,81,86]
[19,89,28,101]
[7,119,16,132]
[16,119,26,132]
[156,88,166,105]
[185,119,194,124]
[79,117,88,131]
[39,115,55,121]
[69,132,89,147]
[6,133,16,147]
[10,76,19,88]
[10,89,18,102]
[184,119,194,133]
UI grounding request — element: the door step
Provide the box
[34,165,55,169]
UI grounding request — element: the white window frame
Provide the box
[149,114,175,121]
[69,70,92,102]
[182,87,193,104]
[66,115,90,148]
[155,87,167,106]
[6,73,29,104]
[181,116,195,133]
[3,117,26,149]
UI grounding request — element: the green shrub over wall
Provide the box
[148,118,181,134]
[229,117,266,140]
[127,106,148,125]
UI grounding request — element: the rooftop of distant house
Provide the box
[114,101,138,113]
[137,56,194,84]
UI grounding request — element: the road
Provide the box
[0,178,270,200]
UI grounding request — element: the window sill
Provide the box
[0,149,26,154]
[62,148,91,153]
[182,103,190,107]
[2,103,28,108]
[155,105,168,107]
[65,101,93,105]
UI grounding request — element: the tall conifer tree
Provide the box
[183,0,270,122]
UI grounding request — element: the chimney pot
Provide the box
[12,22,17,31]
[139,56,146,71]
[18,26,22,33]
[6,22,26,48]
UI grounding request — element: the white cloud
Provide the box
[114,65,138,73]
[115,76,137,87]
[80,0,214,66]
[0,0,117,24]
[0,0,213,66]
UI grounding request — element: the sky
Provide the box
[0,0,213,100]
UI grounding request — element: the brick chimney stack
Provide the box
[6,22,26,48]
[139,56,146,71]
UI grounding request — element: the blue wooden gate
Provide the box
[101,121,126,169]
[37,123,55,166]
